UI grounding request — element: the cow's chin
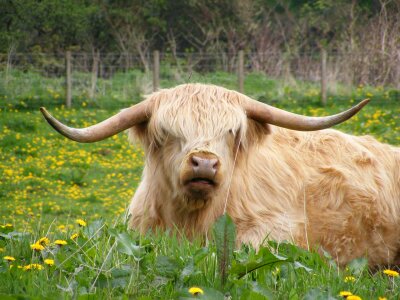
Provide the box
[182,179,217,210]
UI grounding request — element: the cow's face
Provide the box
[157,100,247,209]
[134,92,252,210]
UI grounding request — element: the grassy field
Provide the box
[1,75,400,299]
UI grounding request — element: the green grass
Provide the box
[1,72,400,299]
[1,68,399,110]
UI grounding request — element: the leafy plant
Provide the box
[212,214,236,287]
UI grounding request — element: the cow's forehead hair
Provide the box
[148,83,248,141]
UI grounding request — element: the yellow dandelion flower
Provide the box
[188,286,204,296]
[3,170,13,177]
[54,240,67,246]
[340,291,353,297]
[3,256,16,262]
[70,233,79,240]
[378,297,387,300]
[347,295,362,300]
[344,276,356,283]
[44,259,55,266]
[75,219,87,227]
[383,269,399,277]
[30,243,45,251]
[37,237,50,246]
[23,263,43,271]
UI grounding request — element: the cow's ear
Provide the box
[128,121,150,146]
[246,119,271,146]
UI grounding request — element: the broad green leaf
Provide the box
[94,273,110,289]
[247,282,274,299]
[193,247,209,265]
[155,255,181,278]
[320,248,338,270]
[108,229,145,261]
[293,261,313,273]
[83,219,105,239]
[180,260,195,283]
[111,268,131,278]
[230,247,288,279]
[347,257,368,276]
[95,269,131,289]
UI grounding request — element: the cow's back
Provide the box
[232,127,400,266]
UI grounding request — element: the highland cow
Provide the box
[41,83,400,267]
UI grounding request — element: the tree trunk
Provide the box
[153,50,160,91]
[5,44,15,87]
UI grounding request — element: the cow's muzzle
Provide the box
[182,152,220,197]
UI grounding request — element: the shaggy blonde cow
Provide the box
[41,83,400,267]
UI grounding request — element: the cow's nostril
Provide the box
[191,156,199,167]
[211,159,219,170]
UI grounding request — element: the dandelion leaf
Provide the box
[212,213,236,286]
[108,229,145,261]
[230,246,288,279]
[155,255,181,278]
[347,257,368,276]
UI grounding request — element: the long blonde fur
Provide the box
[128,83,400,267]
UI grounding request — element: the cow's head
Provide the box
[41,84,368,210]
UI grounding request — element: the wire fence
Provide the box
[1,51,399,109]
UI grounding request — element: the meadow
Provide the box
[1,71,400,299]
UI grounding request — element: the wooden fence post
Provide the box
[89,50,100,99]
[5,46,15,87]
[396,49,400,90]
[237,50,244,93]
[65,51,72,108]
[153,50,160,91]
[320,48,327,106]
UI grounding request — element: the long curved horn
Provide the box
[244,98,369,131]
[40,100,151,143]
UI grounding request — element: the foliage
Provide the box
[2,0,398,53]
[1,1,399,87]
[1,0,98,52]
